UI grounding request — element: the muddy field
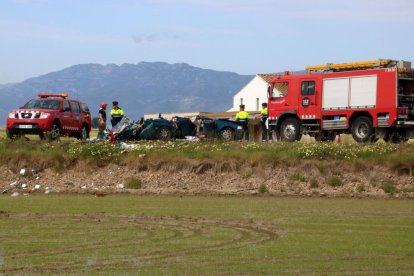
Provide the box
[1,159,413,198]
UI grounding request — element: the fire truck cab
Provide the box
[267,59,414,143]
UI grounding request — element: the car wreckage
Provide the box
[109,116,244,142]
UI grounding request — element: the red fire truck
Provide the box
[267,59,414,143]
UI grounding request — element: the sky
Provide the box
[0,0,414,84]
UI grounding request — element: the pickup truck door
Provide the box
[60,100,74,135]
[70,101,82,133]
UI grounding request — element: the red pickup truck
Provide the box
[6,93,91,140]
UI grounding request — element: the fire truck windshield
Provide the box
[272,82,289,98]
[23,99,60,110]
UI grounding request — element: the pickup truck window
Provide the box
[81,103,90,113]
[24,100,60,110]
[272,82,289,98]
[62,101,71,112]
[70,101,81,114]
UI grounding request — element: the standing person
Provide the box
[97,102,107,139]
[260,102,272,142]
[235,104,250,141]
[110,101,125,127]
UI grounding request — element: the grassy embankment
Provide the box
[0,195,413,274]
[0,133,413,166]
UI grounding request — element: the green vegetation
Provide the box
[1,135,414,166]
[357,185,366,193]
[0,195,413,274]
[290,172,307,182]
[125,176,142,189]
[258,183,268,194]
[243,167,253,178]
[309,177,319,188]
[327,175,342,187]
[381,181,397,194]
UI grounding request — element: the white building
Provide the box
[228,74,279,112]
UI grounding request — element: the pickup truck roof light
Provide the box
[37,93,69,99]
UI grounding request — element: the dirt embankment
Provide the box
[1,159,414,198]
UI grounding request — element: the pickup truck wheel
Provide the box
[6,129,18,140]
[49,122,61,140]
[156,126,172,140]
[78,125,89,140]
[351,116,373,143]
[219,127,235,141]
[280,118,301,142]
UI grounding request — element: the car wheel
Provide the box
[280,118,301,142]
[351,116,373,143]
[77,125,89,140]
[49,122,61,140]
[156,126,172,140]
[219,127,235,141]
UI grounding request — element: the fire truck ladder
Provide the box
[305,59,397,72]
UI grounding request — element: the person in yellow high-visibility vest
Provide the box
[110,101,125,127]
[235,104,249,141]
[260,102,272,142]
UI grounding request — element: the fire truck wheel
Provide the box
[280,118,301,142]
[351,116,373,143]
[384,130,408,143]
[156,126,172,140]
[49,122,61,140]
[219,127,235,141]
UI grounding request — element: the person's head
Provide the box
[262,102,267,108]
[100,102,107,109]
[112,101,119,108]
[239,104,245,111]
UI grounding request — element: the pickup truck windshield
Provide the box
[24,99,60,110]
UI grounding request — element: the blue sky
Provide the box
[0,0,413,83]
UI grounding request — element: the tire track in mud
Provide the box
[1,213,280,273]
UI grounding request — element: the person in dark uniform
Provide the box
[97,102,107,139]
[235,104,250,141]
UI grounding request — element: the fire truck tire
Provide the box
[219,127,235,141]
[351,116,374,143]
[49,121,61,140]
[384,130,408,143]
[280,118,302,142]
[156,126,172,140]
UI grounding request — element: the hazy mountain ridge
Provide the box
[0,62,253,123]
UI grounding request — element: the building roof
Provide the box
[257,74,280,84]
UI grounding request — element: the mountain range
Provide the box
[0,62,253,124]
